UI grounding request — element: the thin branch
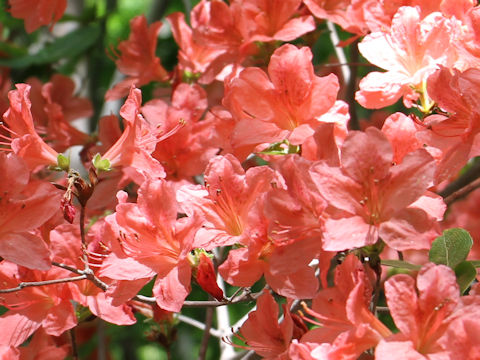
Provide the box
[51,261,109,291]
[376,306,390,314]
[439,158,480,199]
[97,319,107,360]
[79,203,90,274]
[134,289,262,308]
[0,275,87,293]
[443,175,480,206]
[177,314,223,338]
[326,21,351,85]
[346,38,360,130]
[198,306,214,360]
[70,328,79,360]
[52,261,84,275]
[216,268,236,360]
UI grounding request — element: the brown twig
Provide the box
[70,328,79,360]
[198,307,214,360]
[443,176,480,206]
[439,158,480,200]
[0,275,87,293]
[134,290,263,308]
[52,261,109,291]
[346,39,360,130]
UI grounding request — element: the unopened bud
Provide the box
[61,198,76,223]
[196,252,224,301]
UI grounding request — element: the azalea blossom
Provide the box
[100,179,201,312]
[0,153,60,270]
[1,84,60,170]
[8,0,67,33]
[232,290,307,359]
[106,15,169,100]
[0,262,77,347]
[420,66,480,181]
[376,263,480,359]
[26,74,92,152]
[223,43,339,157]
[177,154,277,249]
[300,254,392,359]
[356,6,459,109]
[310,127,444,251]
[98,86,165,184]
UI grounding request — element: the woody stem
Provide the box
[198,306,214,360]
[80,203,90,273]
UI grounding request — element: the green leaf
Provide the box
[470,260,480,268]
[381,259,421,271]
[0,24,100,68]
[429,228,473,268]
[454,261,477,294]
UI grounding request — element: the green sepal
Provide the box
[48,154,70,172]
[93,154,111,172]
[258,140,301,155]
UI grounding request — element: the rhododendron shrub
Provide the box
[1,1,480,359]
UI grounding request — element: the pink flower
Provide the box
[178,154,277,249]
[26,74,92,152]
[223,43,339,157]
[167,12,231,84]
[2,84,59,170]
[420,66,480,181]
[233,290,307,359]
[100,179,201,312]
[143,83,218,182]
[300,254,391,359]
[99,86,165,184]
[8,0,67,33]
[0,262,77,347]
[310,127,444,251]
[356,6,459,109]
[106,16,169,100]
[376,263,480,359]
[0,153,60,270]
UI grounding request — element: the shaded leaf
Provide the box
[381,259,421,270]
[454,260,477,294]
[429,228,473,268]
[0,24,100,68]
[470,260,480,268]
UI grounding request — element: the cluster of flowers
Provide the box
[1,0,480,358]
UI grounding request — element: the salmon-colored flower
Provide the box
[310,127,444,251]
[98,86,165,184]
[106,16,169,100]
[356,6,459,109]
[376,263,480,359]
[178,154,277,249]
[0,262,77,347]
[26,74,92,152]
[420,66,480,181]
[8,0,67,33]
[0,153,60,270]
[300,254,392,359]
[223,43,339,157]
[100,179,201,312]
[143,83,218,182]
[233,290,307,359]
[2,84,59,170]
